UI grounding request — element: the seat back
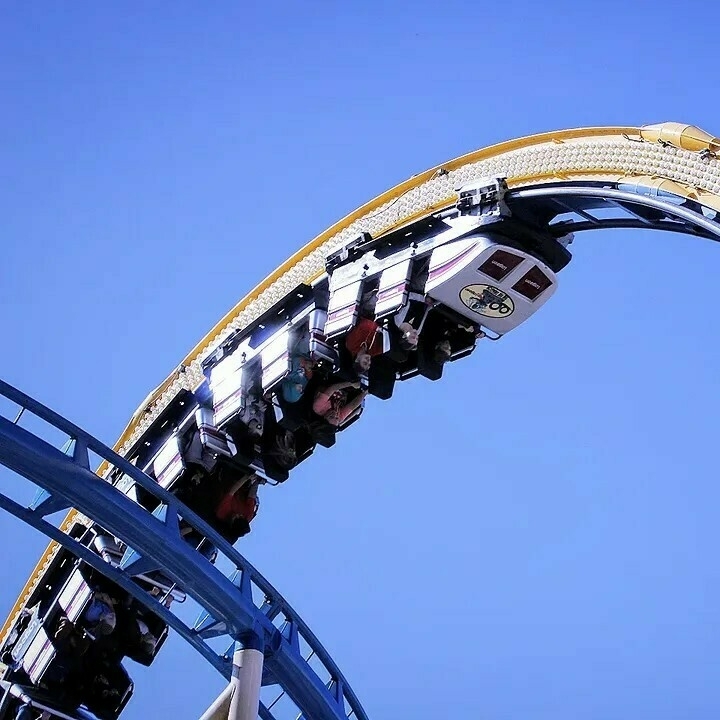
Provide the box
[21,626,55,685]
[210,349,246,426]
[374,258,412,319]
[325,278,363,338]
[57,570,93,624]
[152,435,185,490]
[261,328,291,393]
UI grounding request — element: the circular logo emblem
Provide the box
[459,284,515,318]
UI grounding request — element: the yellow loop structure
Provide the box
[4,121,720,643]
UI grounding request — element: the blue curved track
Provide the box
[0,380,367,720]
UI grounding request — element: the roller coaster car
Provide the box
[130,410,269,549]
[423,233,557,335]
[0,530,167,719]
[319,223,557,393]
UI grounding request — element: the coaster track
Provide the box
[1,122,719,719]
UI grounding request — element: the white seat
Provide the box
[325,279,363,338]
[210,350,247,426]
[152,435,185,490]
[261,329,291,393]
[374,258,413,319]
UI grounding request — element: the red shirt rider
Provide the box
[345,317,384,357]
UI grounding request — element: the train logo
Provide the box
[459,284,515,317]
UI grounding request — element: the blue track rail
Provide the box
[0,379,367,720]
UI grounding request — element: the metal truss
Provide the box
[506,181,720,242]
[0,380,367,720]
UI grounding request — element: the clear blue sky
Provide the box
[1,2,719,719]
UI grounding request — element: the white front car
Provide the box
[425,233,558,335]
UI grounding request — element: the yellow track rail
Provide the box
[4,122,720,643]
